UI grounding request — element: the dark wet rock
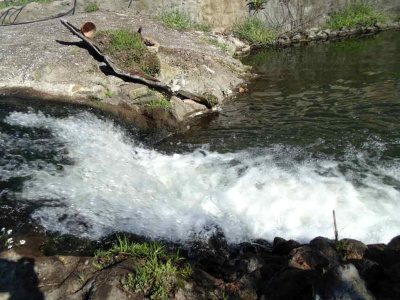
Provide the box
[375,263,400,300]
[388,235,400,250]
[189,231,233,279]
[338,239,367,260]
[309,236,338,260]
[364,244,387,264]
[42,234,96,256]
[316,264,374,300]
[236,253,265,274]
[348,259,384,293]
[272,237,301,256]
[251,239,273,252]
[261,268,320,299]
[288,245,331,272]
[365,243,400,267]
[367,26,379,33]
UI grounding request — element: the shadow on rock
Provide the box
[0,257,44,299]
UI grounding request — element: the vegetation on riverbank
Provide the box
[232,16,277,46]
[329,3,388,30]
[158,8,210,31]
[86,1,99,13]
[94,235,193,299]
[93,29,160,76]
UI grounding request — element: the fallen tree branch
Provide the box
[60,19,212,108]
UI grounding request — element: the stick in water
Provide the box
[333,210,338,243]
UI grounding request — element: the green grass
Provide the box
[396,13,400,21]
[207,39,230,53]
[158,8,211,32]
[194,22,211,32]
[105,89,115,98]
[143,100,171,108]
[158,9,193,31]
[109,29,145,54]
[232,16,277,46]
[86,1,99,13]
[0,0,55,10]
[95,235,193,299]
[95,29,160,76]
[329,3,388,30]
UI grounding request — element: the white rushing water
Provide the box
[2,111,400,244]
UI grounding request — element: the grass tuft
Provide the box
[232,16,277,46]
[329,3,388,30]
[158,9,192,31]
[158,8,211,32]
[95,235,193,299]
[94,29,160,76]
[86,1,99,13]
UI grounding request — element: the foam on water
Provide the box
[2,111,400,244]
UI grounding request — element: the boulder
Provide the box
[316,264,374,300]
[288,246,330,272]
[310,236,338,260]
[272,238,300,256]
[338,239,367,260]
[348,259,384,293]
[388,235,400,251]
[261,268,320,299]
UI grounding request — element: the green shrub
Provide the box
[158,9,193,31]
[86,2,99,13]
[158,8,211,32]
[329,3,388,30]
[232,16,277,45]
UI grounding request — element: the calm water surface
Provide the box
[158,31,400,160]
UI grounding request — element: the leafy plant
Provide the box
[75,270,86,283]
[194,22,211,32]
[336,240,349,261]
[246,0,268,13]
[86,1,99,13]
[158,9,193,31]
[158,8,211,32]
[232,16,277,45]
[95,235,194,299]
[329,2,388,30]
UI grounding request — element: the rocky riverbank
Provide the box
[0,10,249,133]
[1,229,400,299]
[270,22,400,48]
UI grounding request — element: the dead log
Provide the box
[60,19,212,108]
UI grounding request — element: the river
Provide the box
[1,31,400,244]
